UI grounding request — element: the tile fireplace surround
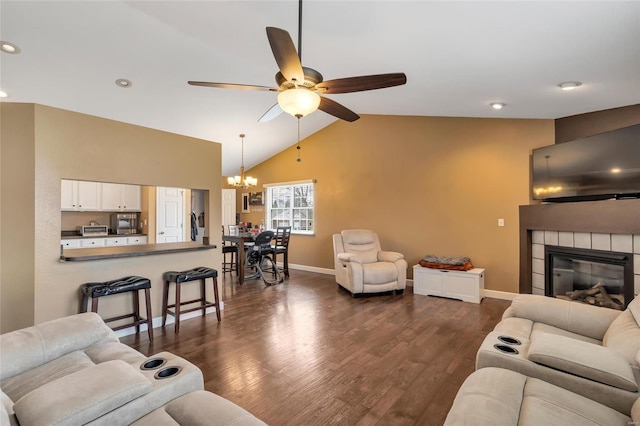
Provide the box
[530,230,640,296]
[519,198,640,297]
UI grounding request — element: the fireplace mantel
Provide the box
[519,198,640,293]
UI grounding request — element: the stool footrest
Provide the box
[109,317,149,332]
[165,301,216,317]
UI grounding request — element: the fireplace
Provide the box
[545,246,634,309]
[519,199,640,306]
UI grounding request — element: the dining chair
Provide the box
[273,226,292,278]
[221,226,238,275]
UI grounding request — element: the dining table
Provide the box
[222,232,257,284]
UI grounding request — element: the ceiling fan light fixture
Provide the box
[278,88,321,118]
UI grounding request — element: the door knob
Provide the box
[159,231,165,235]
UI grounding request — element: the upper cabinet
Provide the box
[61,180,141,212]
[61,180,101,211]
[101,183,141,211]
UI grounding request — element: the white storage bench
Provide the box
[412,265,485,303]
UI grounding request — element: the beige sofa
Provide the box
[476,294,640,414]
[0,313,265,425]
[445,367,640,425]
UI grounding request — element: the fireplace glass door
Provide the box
[545,246,633,310]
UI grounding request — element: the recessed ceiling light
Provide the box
[115,79,132,88]
[0,90,10,98]
[557,81,582,91]
[0,41,20,54]
[611,168,621,174]
[490,102,506,110]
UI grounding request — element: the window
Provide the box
[265,180,314,235]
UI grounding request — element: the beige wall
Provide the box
[1,104,36,332]
[236,115,554,293]
[1,103,222,332]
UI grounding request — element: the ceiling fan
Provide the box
[188,0,407,123]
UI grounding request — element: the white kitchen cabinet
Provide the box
[80,238,106,248]
[105,237,127,246]
[101,183,141,211]
[60,239,81,249]
[413,265,485,303]
[126,236,147,245]
[62,235,148,250]
[61,180,101,211]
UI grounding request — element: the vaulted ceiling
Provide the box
[1,1,638,175]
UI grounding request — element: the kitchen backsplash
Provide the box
[61,211,113,232]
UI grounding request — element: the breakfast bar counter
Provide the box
[60,242,216,262]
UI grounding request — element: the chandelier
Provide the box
[227,133,257,188]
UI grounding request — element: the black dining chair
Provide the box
[273,226,292,278]
[245,231,283,286]
[221,226,238,275]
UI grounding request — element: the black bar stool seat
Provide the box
[80,275,153,341]
[162,267,221,334]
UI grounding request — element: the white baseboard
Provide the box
[113,302,223,339]
[112,271,516,338]
[288,263,334,275]
[289,268,516,302]
[483,290,518,301]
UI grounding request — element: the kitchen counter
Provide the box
[60,241,216,261]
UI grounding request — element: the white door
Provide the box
[221,189,236,232]
[157,187,185,243]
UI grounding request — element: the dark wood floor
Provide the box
[122,270,510,426]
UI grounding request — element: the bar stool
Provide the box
[80,276,153,341]
[162,267,221,334]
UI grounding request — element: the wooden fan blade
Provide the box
[316,73,407,94]
[188,81,277,91]
[266,27,305,84]
[318,97,360,122]
[258,103,283,123]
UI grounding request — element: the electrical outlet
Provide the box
[498,218,505,227]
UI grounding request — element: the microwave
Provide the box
[79,225,108,237]
[110,213,139,235]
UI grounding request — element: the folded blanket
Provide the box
[421,255,470,266]
[419,260,474,271]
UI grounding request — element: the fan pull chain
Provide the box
[296,117,302,163]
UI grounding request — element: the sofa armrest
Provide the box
[505,294,620,340]
[337,253,371,264]
[13,360,152,426]
[529,333,638,392]
[378,251,404,263]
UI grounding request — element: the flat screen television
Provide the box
[531,124,640,202]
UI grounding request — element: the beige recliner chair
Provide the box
[333,229,407,296]
[476,294,640,414]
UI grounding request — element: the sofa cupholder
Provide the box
[140,358,166,370]
[154,366,182,380]
[497,336,521,346]
[494,344,519,355]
